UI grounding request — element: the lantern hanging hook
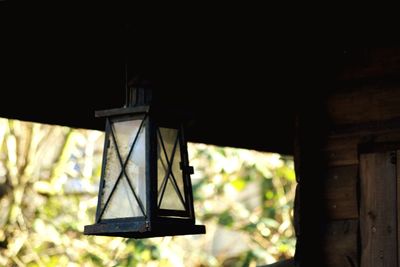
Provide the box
[123,23,152,108]
[124,23,130,108]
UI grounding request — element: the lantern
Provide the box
[84,86,205,238]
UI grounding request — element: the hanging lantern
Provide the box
[84,86,205,238]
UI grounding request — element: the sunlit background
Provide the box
[0,118,295,267]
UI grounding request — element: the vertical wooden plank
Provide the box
[360,152,397,267]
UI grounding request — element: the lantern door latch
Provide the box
[180,162,194,174]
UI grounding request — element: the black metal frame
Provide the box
[84,106,205,238]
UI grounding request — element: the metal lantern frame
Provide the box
[84,92,205,238]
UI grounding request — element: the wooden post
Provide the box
[360,152,397,267]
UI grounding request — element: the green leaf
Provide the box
[218,210,234,226]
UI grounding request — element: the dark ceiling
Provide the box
[0,5,349,155]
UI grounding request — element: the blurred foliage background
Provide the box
[0,118,296,267]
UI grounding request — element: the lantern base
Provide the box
[84,218,205,238]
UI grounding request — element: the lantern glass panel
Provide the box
[157,127,186,211]
[100,118,147,219]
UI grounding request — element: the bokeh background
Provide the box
[0,118,295,266]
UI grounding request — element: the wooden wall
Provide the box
[296,74,400,266]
